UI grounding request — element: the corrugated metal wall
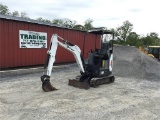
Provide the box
[0,19,100,69]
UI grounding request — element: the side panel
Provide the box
[0,19,100,69]
[0,19,3,69]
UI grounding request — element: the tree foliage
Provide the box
[12,10,19,17]
[115,20,133,42]
[149,32,159,39]
[20,11,29,18]
[73,24,84,30]
[36,17,49,22]
[0,3,10,14]
[84,18,94,30]
[126,32,143,47]
[62,19,77,28]
[52,19,63,25]
[0,3,29,18]
[113,21,160,47]
[141,32,160,46]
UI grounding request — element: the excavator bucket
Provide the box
[41,75,58,92]
[68,79,90,90]
[42,80,57,92]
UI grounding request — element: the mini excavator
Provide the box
[41,29,115,92]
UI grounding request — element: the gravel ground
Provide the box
[0,46,160,120]
[113,46,160,81]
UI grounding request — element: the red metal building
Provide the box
[0,14,100,69]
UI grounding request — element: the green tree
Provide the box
[110,28,115,33]
[141,36,155,46]
[149,32,160,45]
[52,19,63,25]
[73,24,84,30]
[37,17,51,23]
[84,18,94,30]
[52,18,77,28]
[115,20,133,42]
[12,10,19,17]
[126,32,138,45]
[44,19,51,23]
[0,3,10,15]
[20,11,29,18]
[126,32,143,47]
[149,32,159,39]
[36,17,43,21]
[62,19,76,28]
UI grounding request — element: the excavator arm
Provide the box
[41,34,85,92]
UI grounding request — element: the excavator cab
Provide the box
[86,30,114,77]
[69,30,115,89]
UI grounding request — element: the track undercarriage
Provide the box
[41,74,115,92]
[68,75,115,89]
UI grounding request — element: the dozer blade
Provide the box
[68,79,90,90]
[42,80,58,92]
[68,75,115,89]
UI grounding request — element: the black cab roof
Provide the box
[88,29,114,34]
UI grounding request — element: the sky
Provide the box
[1,0,160,36]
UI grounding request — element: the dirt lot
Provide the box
[0,46,160,120]
[0,64,160,120]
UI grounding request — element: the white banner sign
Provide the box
[19,30,47,48]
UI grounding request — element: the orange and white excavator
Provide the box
[139,46,160,60]
[41,29,115,92]
[148,46,160,60]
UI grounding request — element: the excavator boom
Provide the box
[41,34,85,92]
